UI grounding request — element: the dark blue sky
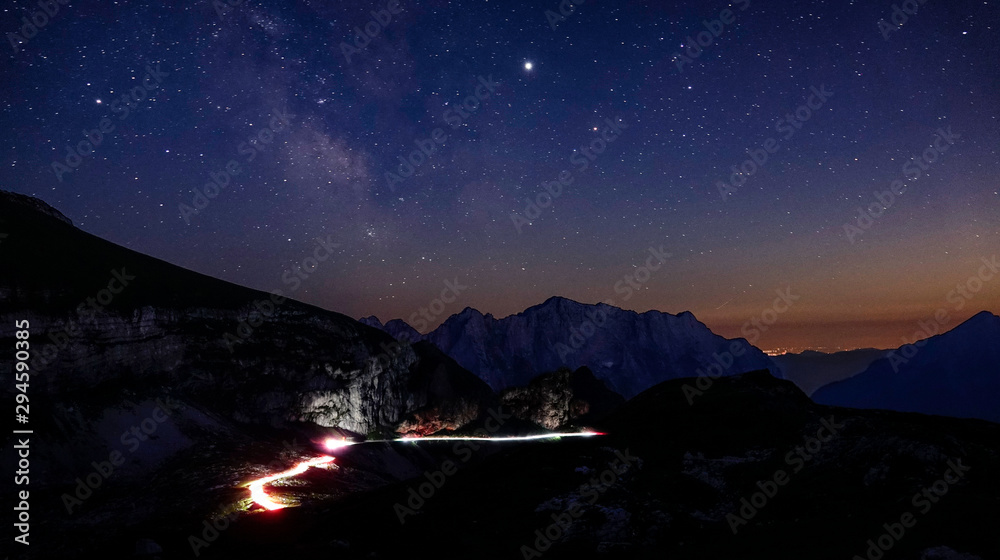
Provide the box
[2,0,998,351]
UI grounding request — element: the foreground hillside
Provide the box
[155,372,1000,560]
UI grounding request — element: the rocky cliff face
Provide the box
[500,366,625,430]
[812,312,1000,424]
[0,190,494,482]
[368,297,779,398]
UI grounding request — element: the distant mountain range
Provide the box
[361,297,779,398]
[772,347,887,396]
[812,312,1000,423]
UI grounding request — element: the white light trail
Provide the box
[324,431,604,451]
[249,432,605,510]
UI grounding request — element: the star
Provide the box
[524,61,533,71]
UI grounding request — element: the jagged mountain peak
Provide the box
[362,298,780,400]
[527,295,616,315]
[418,298,778,398]
[383,318,421,342]
[358,315,385,329]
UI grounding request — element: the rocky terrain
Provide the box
[500,366,625,430]
[151,371,1000,560]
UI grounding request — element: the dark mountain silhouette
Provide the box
[363,297,779,398]
[812,312,1000,424]
[0,189,495,479]
[359,315,421,342]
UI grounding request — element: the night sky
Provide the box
[2,0,998,352]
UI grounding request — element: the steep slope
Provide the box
[812,312,1000,423]
[379,297,778,398]
[0,190,494,481]
[394,341,499,436]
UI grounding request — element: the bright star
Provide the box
[524,61,533,71]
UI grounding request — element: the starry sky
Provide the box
[2,0,998,352]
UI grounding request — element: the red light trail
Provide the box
[245,431,604,510]
[246,455,335,511]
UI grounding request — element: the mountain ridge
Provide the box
[361,295,780,398]
[812,311,1000,423]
